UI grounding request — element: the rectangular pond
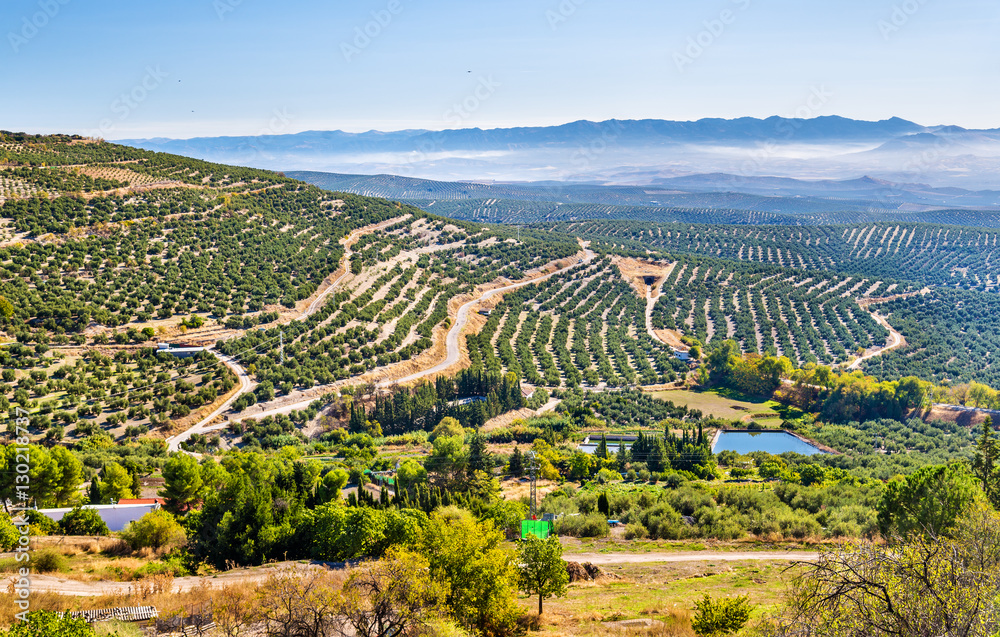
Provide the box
[711,430,827,456]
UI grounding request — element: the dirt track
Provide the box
[18,550,819,596]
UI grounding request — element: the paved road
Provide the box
[166,350,253,452]
[18,549,819,596]
[386,247,596,387]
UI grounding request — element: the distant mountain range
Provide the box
[288,170,1000,227]
[288,171,1000,211]
[120,116,1000,189]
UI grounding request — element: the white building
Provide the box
[37,502,159,532]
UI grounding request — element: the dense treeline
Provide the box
[359,370,524,435]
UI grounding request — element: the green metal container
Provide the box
[520,519,553,539]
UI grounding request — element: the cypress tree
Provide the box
[595,434,609,460]
[597,492,610,517]
[88,477,102,504]
[509,446,524,477]
[616,441,629,472]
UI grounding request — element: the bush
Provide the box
[24,510,59,536]
[0,514,18,551]
[624,522,648,540]
[553,513,609,538]
[32,549,67,573]
[0,610,93,636]
[120,510,186,552]
[596,467,620,484]
[58,507,109,536]
[692,594,753,636]
[640,503,692,540]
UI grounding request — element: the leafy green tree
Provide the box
[419,510,521,636]
[0,611,94,636]
[430,416,463,441]
[798,463,827,487]
[508,446,524,477]
[691,594,753,637]
[0,513,19,551]
[396,459,427,494]
[58,507,109,536]
[568,452,593,482]
[877,463,981,539]
[160,453,204,512]
[518,534,569,615]
[120,509,186,551]
[0,296,14,320]
[98,462,134,502]
[317,468,349,503]
[972,417,1000,508]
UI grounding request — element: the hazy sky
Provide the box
[2,0,998,138]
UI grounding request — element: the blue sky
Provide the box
[1,0,998,138]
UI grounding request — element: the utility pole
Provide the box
[527,449,538,519]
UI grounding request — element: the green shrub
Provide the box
[553,513,608,538]
[0,513,19,551]
[776,511,823,539]
[596,468,620,484]
[640,502,691,540]
[624,522,648,540]
[691,594,753,637]
[58,507,109,536]
[120,510,186,552]
[0,610,94,636]
[24,510,60,536]
[32,549,68,573]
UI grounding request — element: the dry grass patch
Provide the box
[528,560,793,636]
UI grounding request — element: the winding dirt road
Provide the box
[386,246,596,387]
[165,351,253,452]
[164,218,406,448]
[846,312,905,371]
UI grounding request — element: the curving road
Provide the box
[846,312,904,370]
[385,247,595,387]
[164,218,409,449]
[165,350,253,452]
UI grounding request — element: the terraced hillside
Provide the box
[651,257,895,365]
[0,134,579,447]
[547,220,1000,291]
[6,132,1000,454]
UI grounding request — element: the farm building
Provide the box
[156,343,206,358]
[37,502,159,532]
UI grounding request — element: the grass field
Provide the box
[647,388,791,422]
[532,560,797,636]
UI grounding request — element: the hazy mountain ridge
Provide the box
[121,116,1000,189]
